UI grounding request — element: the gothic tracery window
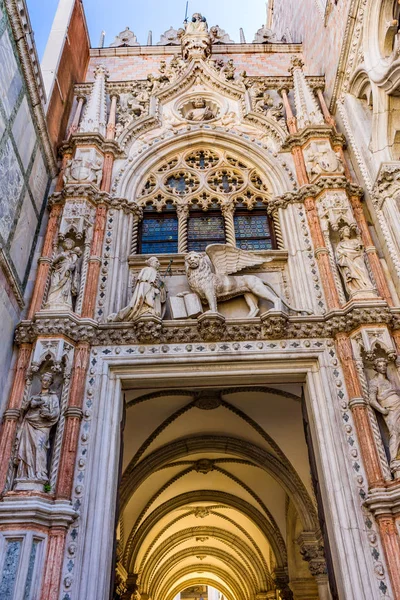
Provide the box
[135,148,276,254]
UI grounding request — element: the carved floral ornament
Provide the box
[135,148,271,212]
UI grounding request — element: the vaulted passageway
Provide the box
[113,385,334,600]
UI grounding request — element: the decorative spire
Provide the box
[289,57,324,129]
[79,65,109,136]
[239,28,246,43]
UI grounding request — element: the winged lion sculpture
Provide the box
[184,244,311,317]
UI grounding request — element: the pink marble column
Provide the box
[67,96,86,139]
[81,203,107,319]
[56,342,90,499]
[40,527,67,600]
[315,88,336,129]
[106,94,118,140]
[0,343,32,490]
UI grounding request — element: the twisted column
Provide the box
[56,342,90,499]
[130,206,144,255]
[176,204,189,253]
[271,210,284,249]
[221,202,236,246]
[335,333,385,487]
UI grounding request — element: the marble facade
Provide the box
[3,1,400,600]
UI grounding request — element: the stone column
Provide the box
[56,341,90,499]
[28,203,63,319]
[272,568,294,600]
[279,87,297,134]
[375,514,400,598]
[335,333,385,487]
[40,526,68,600]
[81,203,107,319]
[67,95,86,139]
[221,203,236,246]
[101,153,114,193]
[177,204,189,253]
[350,195,393,306]
[0,343,32,490]
[304,197,340,310]
[315,88,336,129]
[130,207,143,255]
[106,94,119,140]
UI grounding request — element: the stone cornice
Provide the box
[364,486,400,517]
[4,0,58,177]
[89,43,304,58]
[74,75,326,95]
[59,132,125,159]
[14,301,395,346]
[0,496,77,528]
[280,126,346,151]
[48,187,139,215]
[268,178,364,213]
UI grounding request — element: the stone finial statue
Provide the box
[210,25,234,44]
[369,358,400,470]
[181,13,211,60]
[110,27,140,47]
[184,244,311,317]
[44,238,82,311]
[335,225,375,298]
[108,257,166,322]
[14,372,60,489]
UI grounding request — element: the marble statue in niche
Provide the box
[185,244,311,317]
[369,358,400,470]
[14,372,60,489]
[108,257,167,322]
[335,225,376,298]
[44,238,82,311]
[186,98,216,121]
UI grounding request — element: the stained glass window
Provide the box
[187,211,226,252]
[139,206,178,254]
[234,211,275,250]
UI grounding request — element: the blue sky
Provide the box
[27,0,268,59]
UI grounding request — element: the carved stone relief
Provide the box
[110,27,140,47]
[185,244,311,317]
[303,141,344,182]
[108,257,167,322]
[181,13,211,60]
[115,83,150,137]
[335,225,377,299]
[63,148,103,187]
[43,238,82,312]
[10,338,74,492]
[210,25,234,44]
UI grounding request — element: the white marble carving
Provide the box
[185,244,311,317]
[304,141,344,181]
[44,239,82,311]
[108,257,166,322]
[369,358,400,471]
[110,27,140,47]
[210,25,234,44]
[14,372,60,491]
[157,26,181,46]
[335,226,376,299]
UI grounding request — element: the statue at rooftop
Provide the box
[110,27,140,47]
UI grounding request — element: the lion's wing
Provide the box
[205,244,271,275]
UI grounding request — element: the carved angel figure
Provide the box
[185,244,311,317]
[44,238,82,311]
[185,13,208,34]
[15,372,60,485]
[108,257,166,322]
[369,358,400,468]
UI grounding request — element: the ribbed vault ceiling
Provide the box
[118,386,318,600]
